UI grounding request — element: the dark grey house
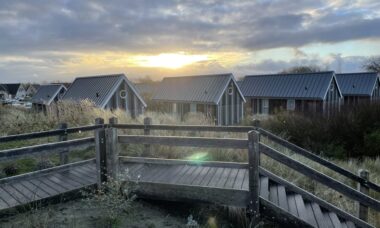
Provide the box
[62,74,146,117]
[32,84,67,111]
[239,71,343,116]
[336,72,380,105]
[153,73,246,125]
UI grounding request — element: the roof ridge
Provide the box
[245,71,334,78]
[162,73,232,80]
[74,73,125,80]
[336,72,378,75]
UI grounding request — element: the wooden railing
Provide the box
[0,117,379,226]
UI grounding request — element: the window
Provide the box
[119,90,127,99]
[287,99,295,111]
[330,83,334,91]
[228,86,233,95]
[262,99,269,115]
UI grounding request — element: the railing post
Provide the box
[252,119,260,129]
[106,117,119,181]
[143,117,152,156]
[58,123,69,165]
[95,118,106,188]
[357,169,369,222]
[247,130,260,227]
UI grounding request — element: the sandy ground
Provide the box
[0,200,190,228]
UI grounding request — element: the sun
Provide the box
[133,53,209,69]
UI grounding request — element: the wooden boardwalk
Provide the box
[0,118,379,228]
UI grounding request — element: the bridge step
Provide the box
[122,160,365,228]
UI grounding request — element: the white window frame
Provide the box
[287,99,295,111]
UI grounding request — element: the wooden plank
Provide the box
[311,203,329,228]
[294,194,308,223]
[242,169,249,190]
[19,180,51,199]
[70,168,97,184]
[323,212,335,228]
[191,166,211,186]
[346,221,356,228]
[144,165,169,182]
[207,167,225,187]
[120,156,248,169]
[177,166,198,184]
[46,175,75,191]
[0,197,8,209]
[168,165,191,184]
[1,184,28,204]
[269,184,279,206]
[0,137,95,161]
[233,169,246,190]
[11,182,40,202]
[118,135,248,149]
[224,168,239,189]
[156,165,185,184]
[287,194,299,217]
[260,167,373,228]
[260,177,269,200]
[29,179,60,196]
[72,166,97,182]
[38,178,67,193]
[199,167,218,186]
[182,166,204,185]
[260,144,380,211]
[53,173,84,188]
[304,202,318,227]
[216,168,232,188]
[277,185,288,211]
[328,212,342,228]
[341,222,348,228]
[0,186,18,208]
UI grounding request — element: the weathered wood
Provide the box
[95,118,107,187]
[143,117,152,156]
[0,138,95,161]
[118,135,248,149]
[58,123,69,165]
[258,128,380,193]
[247,130,260,226]
[259,167,374,228]
[113,123,254,132]
[357,169,369,222]
[260,143,380,211]
[105,117,119,181]
[119,156,248,168]
[0,125,103,143]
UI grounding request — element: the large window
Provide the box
[262,99,269,114]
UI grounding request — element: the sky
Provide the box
[0,0,380,83]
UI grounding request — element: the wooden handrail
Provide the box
[258,128,380,193]
[0,137,95,160]
[118,135,248,149]
[260,143,380,211]
[113,123,255,132]
[0,125,103,143]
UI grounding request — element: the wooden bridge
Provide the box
[0,118,379,227]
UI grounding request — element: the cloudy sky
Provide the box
[1,0,380,83]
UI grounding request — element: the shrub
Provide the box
[3,163,19,176]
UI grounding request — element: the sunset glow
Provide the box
[133,53,209,69]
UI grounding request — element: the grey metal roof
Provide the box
[135,82,160,96]
[32,84,66,105]
[62,74,146,108]
[153,73,245,104]
[240,71,338,100]
[336,72,379,96]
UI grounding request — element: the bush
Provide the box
[3,163,19,176]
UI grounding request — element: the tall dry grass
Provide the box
[0,102,379,226]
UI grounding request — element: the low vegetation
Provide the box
[0,101,379,227]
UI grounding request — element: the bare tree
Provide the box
[363,56,380,73]
[280,65,323,74]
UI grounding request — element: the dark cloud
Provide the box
[0,0,379,54]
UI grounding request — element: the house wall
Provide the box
[105,81,145,117]
[248,98,325,115]
[218,80,244,125]
[372,80,380,101]
[16,85,27,100]
[324,79,342,116]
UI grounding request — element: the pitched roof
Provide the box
[153,73,245,104]
[32,84,66,105]
[135,82,160,96]
[336,72,379,96]
[4,84,21,95]
[240,71,339,100]
[0,84,8,92]
[62,74,146,108]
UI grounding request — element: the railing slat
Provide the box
[0,137,95,160]
[260,143,380,211]
[113,123,255,132]
[118,135,248,149]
